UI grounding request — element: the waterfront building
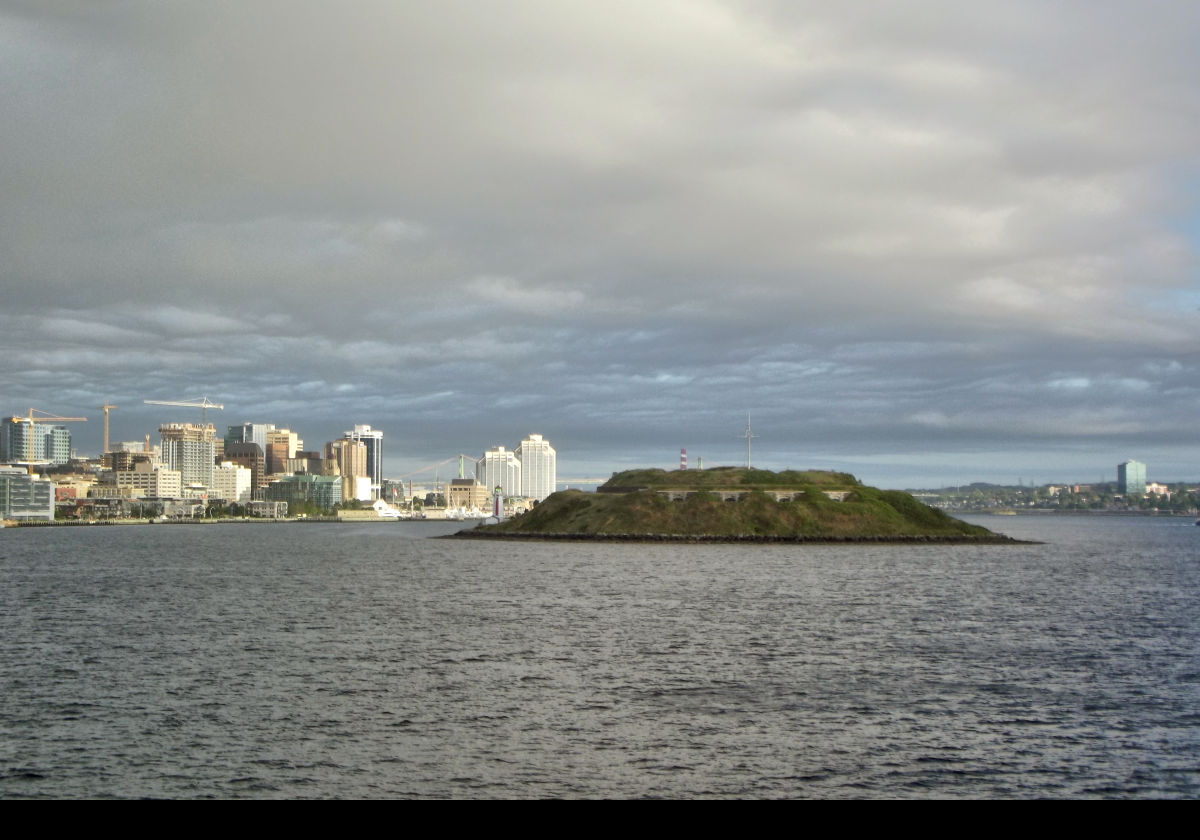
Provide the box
[345,425,383,499]
[1118,460,1146,496]
[0,466,54,521]
[447,478,490,510]
[247,500,288,519]
[265,474,342,511]
[159,423,216,489]
[516,433,556,502]
[477,446,522,498]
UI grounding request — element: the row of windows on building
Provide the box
[477,434,557,502]
[1,421,72,466]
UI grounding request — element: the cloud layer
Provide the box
[3,1,1198,486]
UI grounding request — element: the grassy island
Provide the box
[454,467,1018,543]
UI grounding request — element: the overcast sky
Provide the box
[3,1,1198,488]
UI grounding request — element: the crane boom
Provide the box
[143,397,224,426]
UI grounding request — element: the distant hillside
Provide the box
[459,468,1012,542]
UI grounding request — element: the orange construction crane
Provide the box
[100,401,118,455]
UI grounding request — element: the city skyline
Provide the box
[3,400,1188,492]
[3,4,1199,489]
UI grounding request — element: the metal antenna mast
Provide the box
[741,413,757,468]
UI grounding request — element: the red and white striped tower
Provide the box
[680,448,687,470]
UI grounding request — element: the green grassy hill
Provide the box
[466,468,1006,541]
[598,466,857,492]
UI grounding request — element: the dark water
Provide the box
[1,515,1197,798]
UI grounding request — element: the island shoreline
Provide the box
[446,530,1036,544]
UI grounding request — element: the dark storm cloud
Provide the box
[2,1,1199,485]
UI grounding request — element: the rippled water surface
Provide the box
[2,515,1198,798]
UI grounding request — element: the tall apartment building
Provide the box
[159,423,216,489]
[1118,460,1146,496]
[515,433,556,502]
[477,445,522,498]
[2,419,71,466]
[345,425,383,499]
[45,427,71,465]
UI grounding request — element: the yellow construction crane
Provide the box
[100,401,117,455]
[8,408,87,474]
[143,396,224,427]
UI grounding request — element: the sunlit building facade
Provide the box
[345,425,383,499]
[477,445,522,498]
[515,434,556,502]
[160,423,216,489]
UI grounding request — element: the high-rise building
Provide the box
[477,445,522,498]
[1118,460,1146,496]
[326,438,368,502]
[225,423,275,452]
[345,425,383,499]
[265,428,302,476]
[2,419,39,463]
[2,420,71,466]
[224,442,266,490]
[515,433,556,502]
[45,426,71,465]
[159,423,216,489]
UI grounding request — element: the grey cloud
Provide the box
[3,1,1199,486]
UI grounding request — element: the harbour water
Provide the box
[1,515,1197,798]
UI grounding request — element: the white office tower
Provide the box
[477,446,522,498]
[345,424,383,499]
[515,434,556,502]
